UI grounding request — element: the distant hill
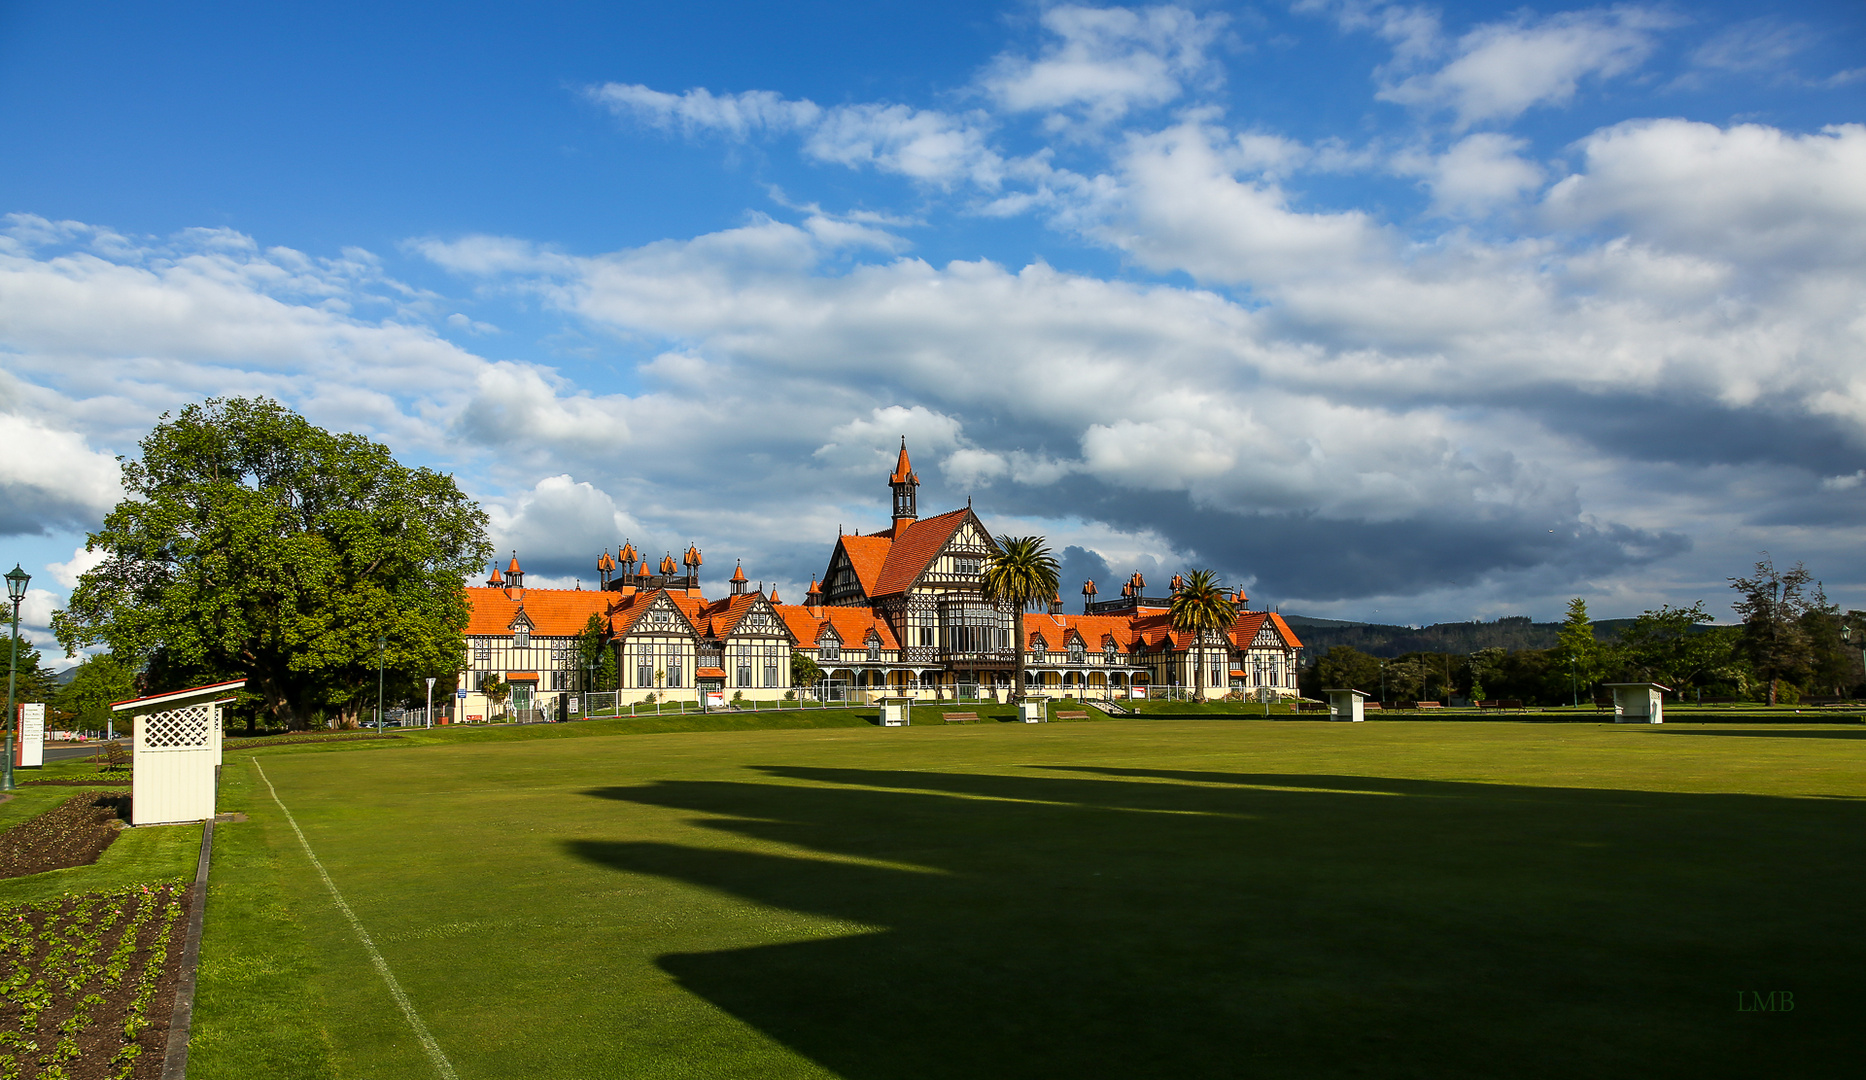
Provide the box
[1278,614,1696,658]
[1280,615,1560,658]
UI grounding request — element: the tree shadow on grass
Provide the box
[570,766,1866,1079]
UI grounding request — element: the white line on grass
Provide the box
[255,760,460,1080]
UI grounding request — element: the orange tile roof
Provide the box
[465,587,612,636]
[507,554,523,574]
[834,534,894,596]
[1022,612,1141,650]
[619,541,637,563]
[871,507,970,596]
[774,605,900,651]
[696,667,726,679]
[730,562,747,584]
[684,545,702,566]
[506,672,538,681]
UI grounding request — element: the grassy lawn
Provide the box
[189,720,1865,1079]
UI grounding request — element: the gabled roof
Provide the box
[465,587,611,636]
[693,592,791,642]
[872,507,973,596]
[774,605,901,652]
[833,534,894,596]
[608,588,704,637]
[1022,612,1141,651]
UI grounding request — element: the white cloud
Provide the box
[483,475,644,580]
[1377,8,1675,128]
[47,545,109,590]
[1545,120,1866,265]
[982,4,1228,126]
[1394,132,1545,216]
[0,408,122,535]
[589,83,1008,189]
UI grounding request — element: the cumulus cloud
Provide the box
[982,4,1228,126]
[1395,132,1545,216]
[0,408,121,535]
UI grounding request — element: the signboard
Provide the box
[567,696,580,715]
[703,691,724,710]
[15,703,44,767]
[456,689,469,699]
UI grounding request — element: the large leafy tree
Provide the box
[1310,645,1383,697]
[1729,555,1813,706]
[980,535,1059,702]
[53,397,492,729]
[1614,602,1738,698]
[1169,569,1235,700]
[1800,585,1860,697]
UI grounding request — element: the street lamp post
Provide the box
[425,676,436,729]
[376,635,386,733]
[4,565,30,792]
[1570,654,1578,709]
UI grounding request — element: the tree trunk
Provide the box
[1011,604,1026,703]
[1768,677,1778,707]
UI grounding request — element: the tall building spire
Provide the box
[889,436,919,526]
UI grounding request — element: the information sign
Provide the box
[15,703,44,767]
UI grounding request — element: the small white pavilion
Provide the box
[111,679,243,826]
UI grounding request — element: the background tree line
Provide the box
[1302,555,1865,706]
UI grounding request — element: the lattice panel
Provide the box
[143,704,212,749]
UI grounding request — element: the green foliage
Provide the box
[52,397,492,729]
[1555,598,1602,690]
[980,535,1059,700]
[54,653,139,729]
[1613,603,1738,697]
[1729,555,1814,705]
[1169,570,1235,700]
[790,650,823,688]
[1800,585,1861,697]
[479,674,508,708]
[574,613,616,692]
[1466,647,1506,702]
[1,637,59,709]
[1311,645,1383,696]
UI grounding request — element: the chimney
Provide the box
[1082,579,1097,614]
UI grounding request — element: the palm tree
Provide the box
[980,535,1059,702]
[1169,569,1235,700]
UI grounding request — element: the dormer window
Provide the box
[513,627,529,649]
[820,634,841,662]
[866,634,882,662]
[1068,639,1084,664]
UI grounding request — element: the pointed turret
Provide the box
[888,436,919,526]
[806,577,823,615]
[505,553,523,590]
[730,561,748,595]
[1082,579,1097,614]
[486,563,504,587]
[618,541,638,576]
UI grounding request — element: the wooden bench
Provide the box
[943,712,978,724]
[1415,701,1444,709]
[1056,710,1088,720]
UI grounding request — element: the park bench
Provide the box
[1415,701,1443,709]
[943,712,978,724]
[1056,710,1088,719]
[99,742,130,773]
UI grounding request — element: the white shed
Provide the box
[1323,688,1370,722]
[111,679,244,826]
[1602,682,1669,724]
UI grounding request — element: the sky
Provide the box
[1,0,1863,664]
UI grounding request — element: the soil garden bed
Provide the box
[0,882,189,1079]
[0,795,129,880]
[20,781,132,789]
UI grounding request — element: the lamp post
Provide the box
[1569,654,1578,709]
[376,634,386,733]
[425,676,436,729]
[4,565,31,793]
[1379,660,1386,707]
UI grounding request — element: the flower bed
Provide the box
[0,796,129,881]
[0,882,188,1079]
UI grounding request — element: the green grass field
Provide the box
[163,719,1866,1078]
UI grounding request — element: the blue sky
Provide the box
[2,0,1863,662]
